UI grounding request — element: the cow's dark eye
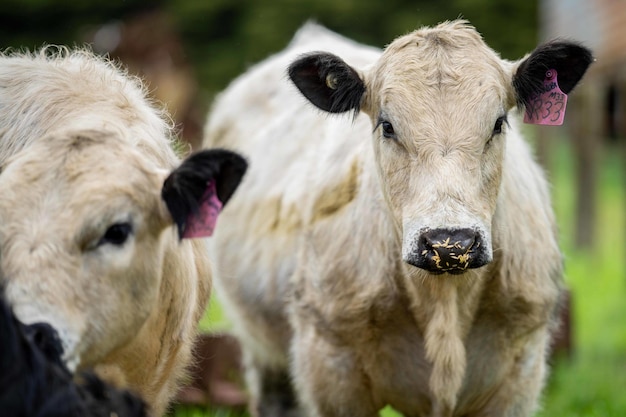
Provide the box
[493,115,507,135]
[379,120,396,139]
[99,222,133,246]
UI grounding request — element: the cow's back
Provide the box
[204,23,382,362]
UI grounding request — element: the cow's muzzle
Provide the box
[23,322,65,364]
[405,228,490,274]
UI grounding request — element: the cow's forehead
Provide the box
[369,22,509,108]
[7,131,156,175]
[0,132,163,217]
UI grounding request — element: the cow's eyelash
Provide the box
[374,116,397,139]
[97,222,133,247]
[492,115,508,136]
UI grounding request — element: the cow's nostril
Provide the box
[441,233,476,255]
[412,228,485,273]
[25,322,64,364]
[423,229,477,253]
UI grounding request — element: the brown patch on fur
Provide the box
[310,158,360,223]
[92,363,128,389]
[425,31,451,47]
[277,203,302,232]
[252,197,302,235]
[68,133,101,150]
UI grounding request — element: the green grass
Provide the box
[534,138,626,417]
[173,136,626,417]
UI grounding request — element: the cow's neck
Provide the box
[401,267,487,415]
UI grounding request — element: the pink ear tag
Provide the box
[523,69,568,126]
[182,179,223,239]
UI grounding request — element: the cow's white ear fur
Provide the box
[154,168,178,231]
[501,60,522,109]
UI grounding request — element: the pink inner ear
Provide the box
[182,180,223,239]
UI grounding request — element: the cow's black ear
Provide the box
[288,52,365,115]
[161,149,247,239]
[513,41,593,107]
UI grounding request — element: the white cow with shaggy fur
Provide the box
[205,21,592,417]
[0,47,246,416]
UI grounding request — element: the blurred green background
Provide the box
[0,0,539,148]
[1,1,624,416]
[0,0,538,101]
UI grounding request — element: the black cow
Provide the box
[0,288,147,417]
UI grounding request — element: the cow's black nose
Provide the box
[25,322,64,364]
[406,228,489,274]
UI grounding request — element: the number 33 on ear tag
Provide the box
[523,69,568,126]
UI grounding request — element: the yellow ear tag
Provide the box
[325,73,338,90]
